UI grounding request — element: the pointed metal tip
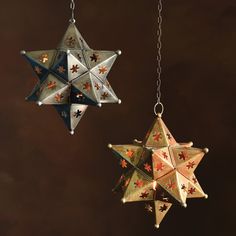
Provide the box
[116,50,122,55]
[133,139,143,145]
[205,194,209,199]
[155,224,160,229]
[70,130,75,135]
[67,49,71,55]
[108,144,113,149]
[118,99,122,104]
[121,198,126,204]
[37,101,43,106]
[97,103,102,108]
[157,113,162,118]
[20,50,26,55]
[182,203,187,208]
[204,148,209,154]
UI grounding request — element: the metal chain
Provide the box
[154,0,164,116]
[69,0,76,23]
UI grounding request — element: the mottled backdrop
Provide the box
[0,0,235,235]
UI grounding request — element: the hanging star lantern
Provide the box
[108,113,209,228]
[21,22,121,134]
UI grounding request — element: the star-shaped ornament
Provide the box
[108,113,209,228]
[21,23,121,134]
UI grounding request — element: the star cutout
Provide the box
[179,151,187,161]
[120,159,128,168]
[188,187,196,195]
[134,179,144,188]
[39,53,49,64]
[145,204,153,213]
[156,162,165,172]
[95,82,101,90]
[181,184,187,192]
[144,163,152,172]
[70,64,80,73]
[99,66,108,74]
[159,204,168,212]
[90,53,99,62]
[166,180,176,190]
[47,81,57,90]
[66,36,76,47]
[109,113,209,228]
[21,22,121,134]
[153,132,162,142]
[34,66,42,74]
[61,111,68,118]
[55,93,64,102]
[74,109,82,118]
[83,82,91,91]
[187,161,196,169]
[140,191,149,199]
[101,92,109,100]
[162,152,168,159]
[57,66,66,74]
[126,149,134,158]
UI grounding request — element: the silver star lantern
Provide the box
[21,23,121,134]
[108,113,209,228]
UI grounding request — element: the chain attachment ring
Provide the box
[154,102,164,116]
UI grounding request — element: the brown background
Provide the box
[0,0,235,235]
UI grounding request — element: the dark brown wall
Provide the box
[0,0,234,235]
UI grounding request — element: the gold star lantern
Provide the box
[109,113,209,228]
[21,0,121,134]
[108,0,209,229]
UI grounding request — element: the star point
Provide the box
[57,66,66,74]
[155,224,160,229]
[116,50,122,55]
[204,148,209,153]
[20,50,26,55]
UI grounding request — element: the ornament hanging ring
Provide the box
[154,102,164,116]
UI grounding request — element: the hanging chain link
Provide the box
[154,0,164,116]
[69,0,76,23]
